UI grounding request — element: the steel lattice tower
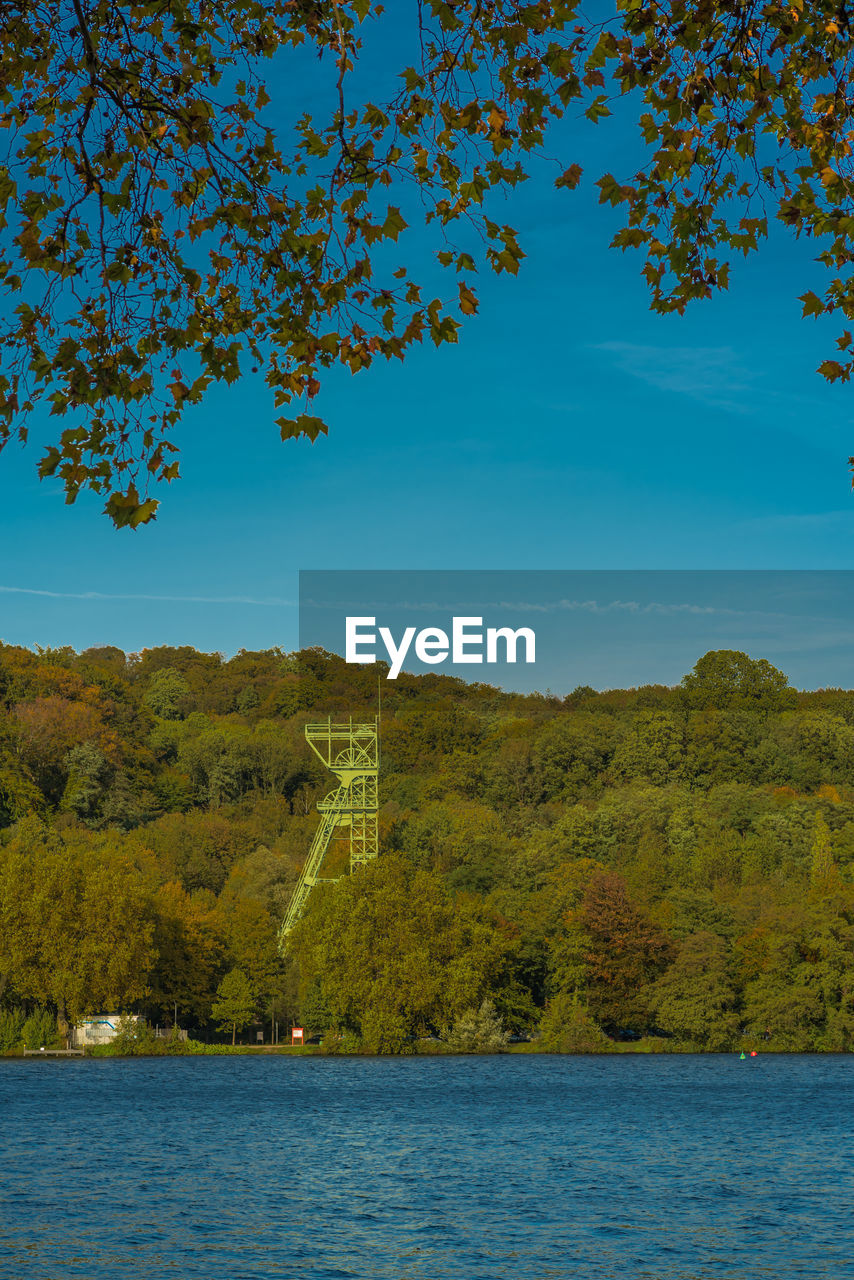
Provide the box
[279,718,379,947]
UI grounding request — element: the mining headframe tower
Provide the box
[279,717,379,948]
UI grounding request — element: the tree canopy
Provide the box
[290,854,511,1051]
[3,641,854,1052]
[0,815,155,1030]
[2,2,854,525]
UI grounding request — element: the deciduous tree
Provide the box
[0,818,155,1037]
[291,854,509,1052]
[573,869,672,1033]
[211,966,256,1044]
[4,4,854,524]
[646,930,739,1050]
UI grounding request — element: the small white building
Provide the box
[71,1014,142,1048]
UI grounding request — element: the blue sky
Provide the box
[2,14,854,669]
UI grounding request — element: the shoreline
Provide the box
[2,1042,828,1060]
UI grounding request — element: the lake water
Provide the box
[0,1054,851,1279]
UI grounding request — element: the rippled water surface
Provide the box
[0,1054,851,1279]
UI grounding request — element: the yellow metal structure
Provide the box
[279,718,379,947]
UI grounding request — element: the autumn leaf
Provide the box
[555,164,583,190]
[103,488,159,529]
[458,283,478,315]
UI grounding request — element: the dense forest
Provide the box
[1,642,853,1054]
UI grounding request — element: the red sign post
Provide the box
[291,1027,304,1045]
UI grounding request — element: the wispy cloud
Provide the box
[302,596,740,617]
[591,341,754,411]
[0,586,295,606]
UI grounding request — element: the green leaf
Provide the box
[104,489,159,529]
[799,291,824,319]
[277,414,329,442]
[585,97,611,124]
[382,207,407,240]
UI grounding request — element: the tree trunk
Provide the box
[232,1022,236,1046]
